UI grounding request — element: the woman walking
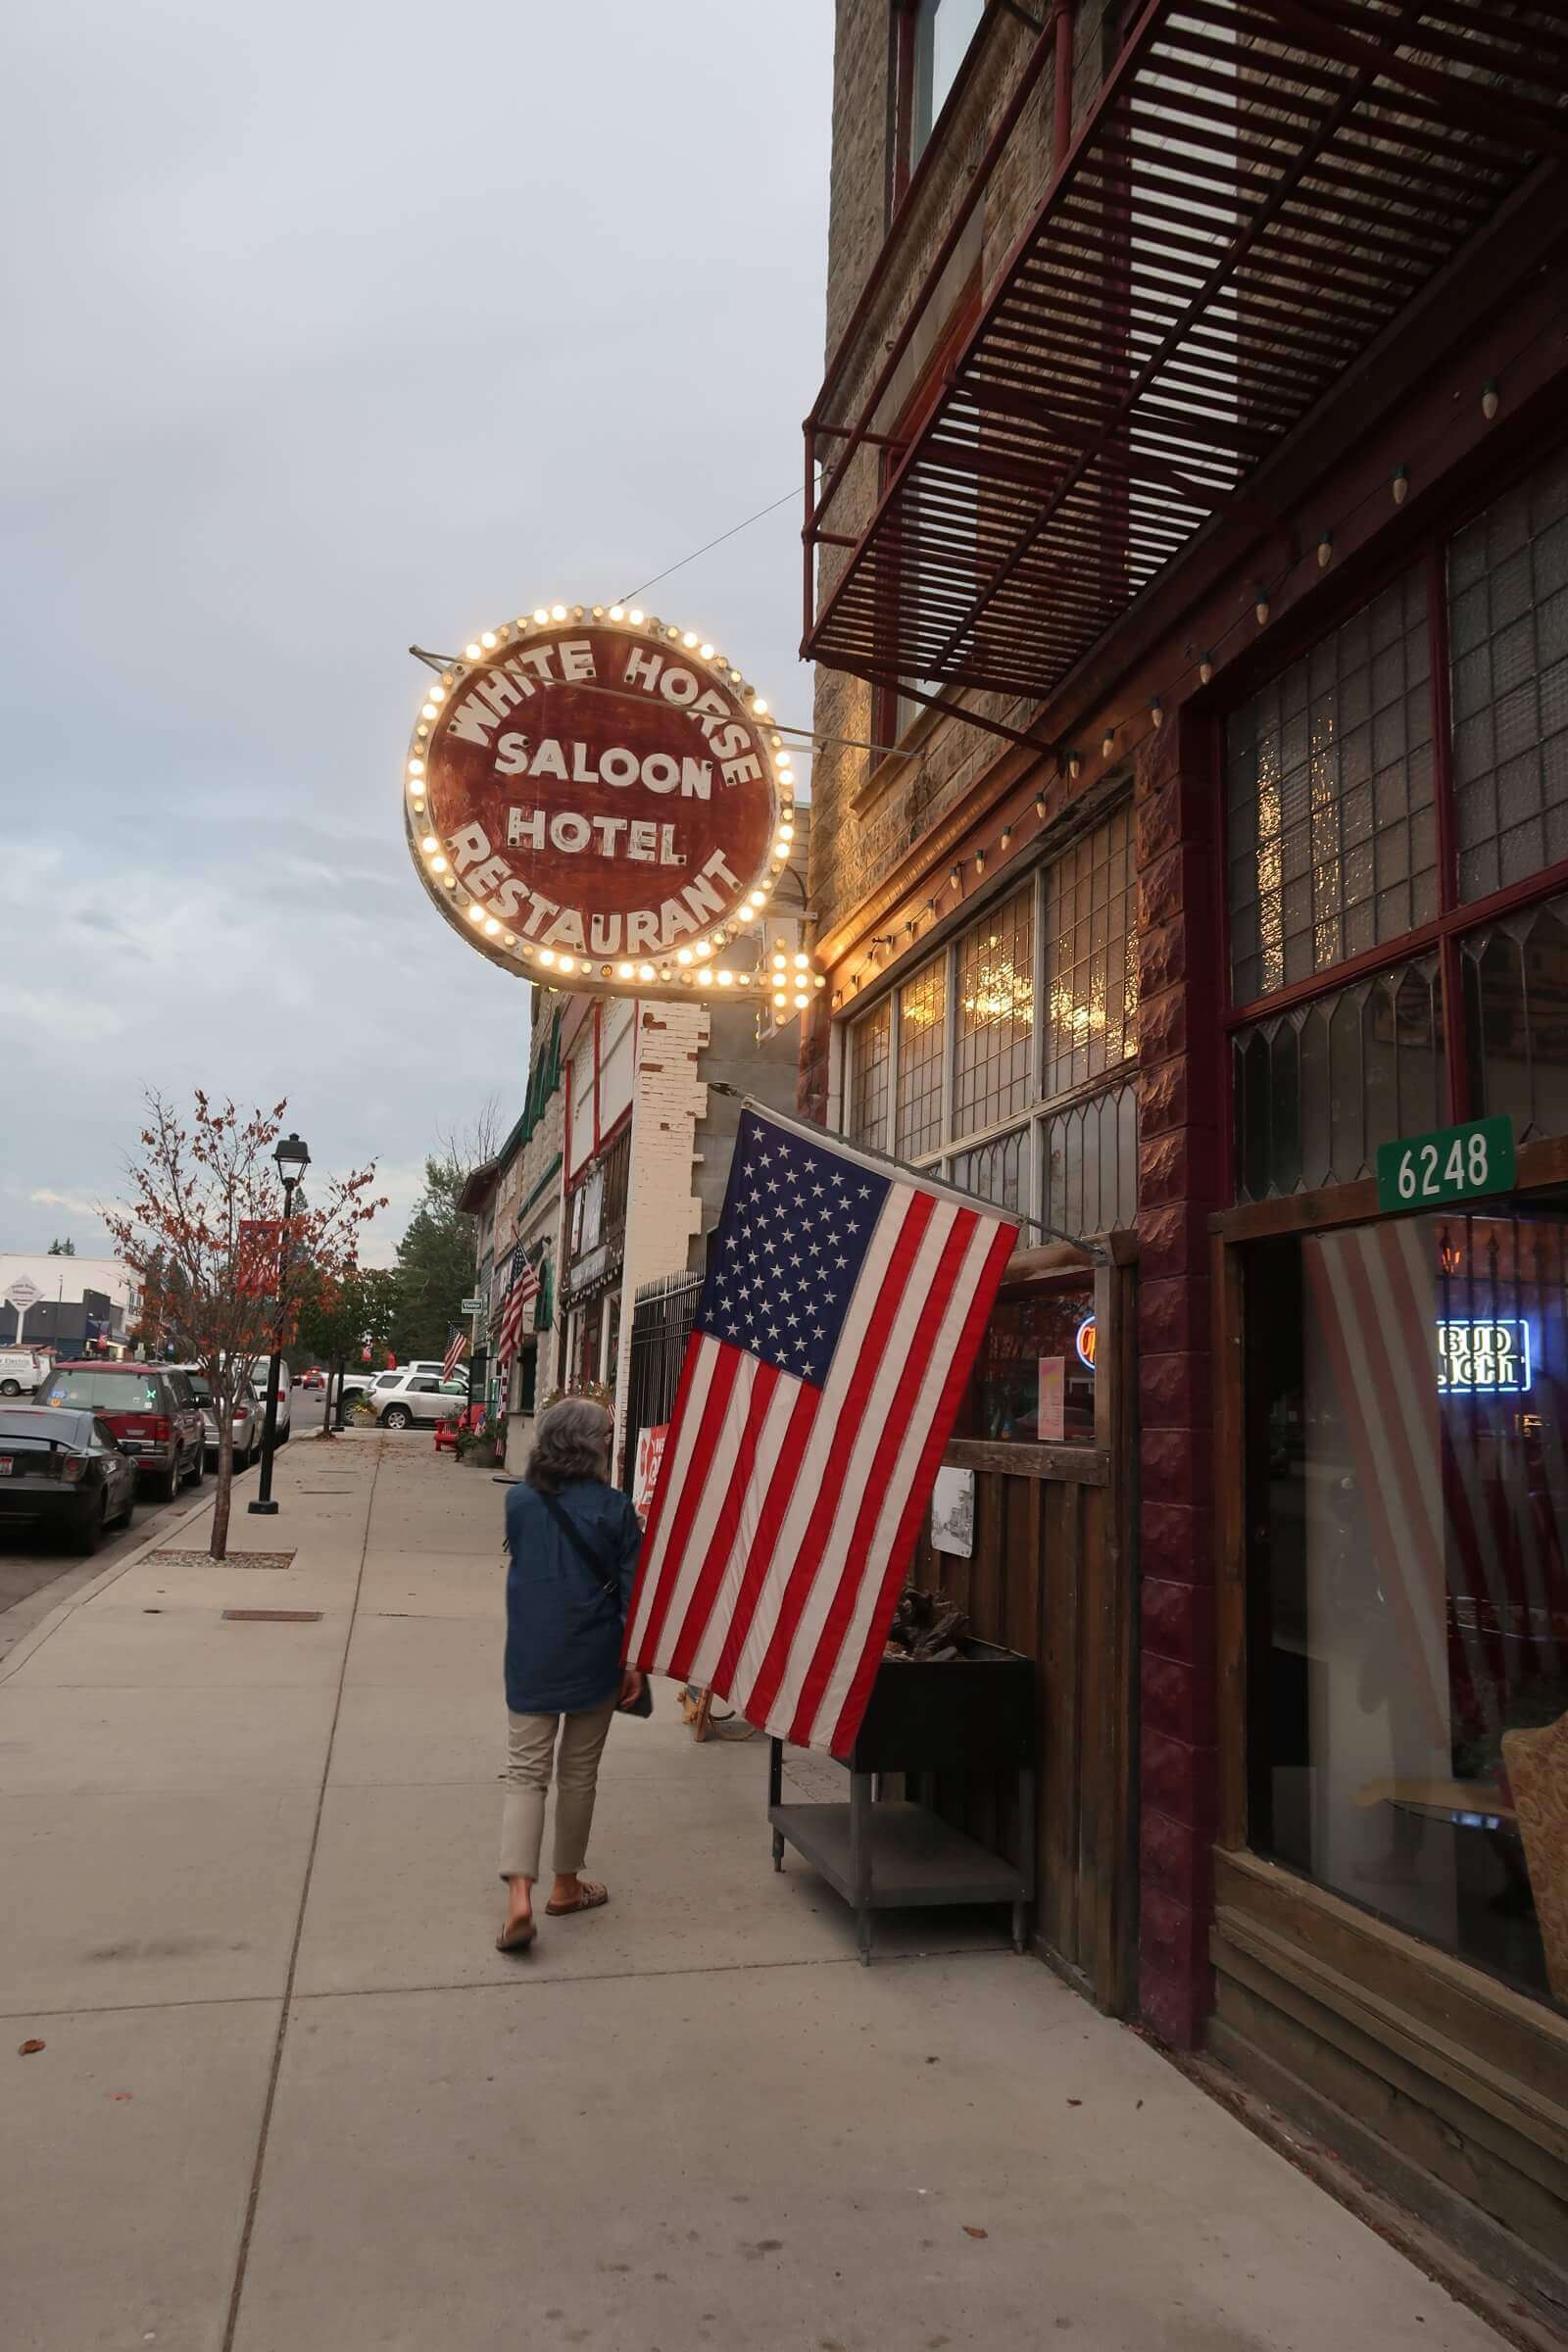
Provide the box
[497,1396,645,1952]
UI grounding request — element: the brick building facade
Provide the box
[801,0,1568,2316]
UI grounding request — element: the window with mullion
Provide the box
[954,885,1036,1140]
[847,999,892,1151]
[896,955,947,1156]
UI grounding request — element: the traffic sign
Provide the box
[1375,1116,1515,1214]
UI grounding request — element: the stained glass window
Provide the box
[1043,1083,1139,1237]
[847,1000,891,1149]
[1227,568,1436,1003]
[950,1124,1029,1217]
[1045,808,1139,1095]
[1233,952,1446,1200]
[955,887,1035,1137]
[897,956,947,1157]
[1448,442,1568,903]
[1463,886,1568,1144]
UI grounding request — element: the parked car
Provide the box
[372,1371,472,1430]
[37,1362,204,1503]
[337,1371,380,1405]
[226,1355,291,1444]
[166,1364,264,1470]
[0,1349,49,1398]
[0,1404,138,1552]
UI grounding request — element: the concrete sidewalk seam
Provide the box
[218,1446,381,2352]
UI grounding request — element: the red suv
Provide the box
[41,1362,206,1502]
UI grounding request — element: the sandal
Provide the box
[496,1915,538,1952]
[545,1880,609,1916]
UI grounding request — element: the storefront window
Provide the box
[1246,1208,1568,2006]
[848,1000,891,1148]
[1044,807,1138,1094]
[897,956,947,1156]
[1449,441,1568,904]
[955,886,1034,1137]
[1233,951,1445,1201]
[1227,567,1436,1004]
[958,1277,1097,1446]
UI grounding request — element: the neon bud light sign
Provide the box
[1437,1319,1534,1395]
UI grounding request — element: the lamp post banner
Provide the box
[404,611,792,996]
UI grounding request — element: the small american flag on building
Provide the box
[441,1326,466,1382]
[623,1102,1018,1758]
[495,1240,541,1377]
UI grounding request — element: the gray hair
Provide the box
[524,1396,613,1494]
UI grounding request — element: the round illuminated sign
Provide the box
[1075,1314,1097,1372]
[404,606,796,994]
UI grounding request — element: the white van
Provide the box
[0,1350,48,1398]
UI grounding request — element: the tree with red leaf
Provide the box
[105,1092,383,1560]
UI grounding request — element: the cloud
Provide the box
[28,1188,110,1219]
[1,3,831,1261]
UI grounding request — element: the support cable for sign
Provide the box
[616,481,807,609]
[703,1081,1108,1261]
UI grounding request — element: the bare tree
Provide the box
[105,1092,382,1560]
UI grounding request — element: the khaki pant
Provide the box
[498,1697,617,1882]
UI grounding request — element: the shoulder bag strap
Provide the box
[536,1488,619,1607]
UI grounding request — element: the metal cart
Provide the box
[767,1637,1037,1963]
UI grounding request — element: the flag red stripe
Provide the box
[665,1361,785,1683]
[699,1377,821,1696]
[631,1343,744,1666]
[828,1215,1016,1756]
[743,1193,939,1728]
[786,1205,977,1746]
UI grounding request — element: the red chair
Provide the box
[434,1401,484,1454]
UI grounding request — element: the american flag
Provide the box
[495,1241,541,1377]
[441,1326,466,1382]
[623,1103,1018,1757]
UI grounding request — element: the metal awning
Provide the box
[804,0,1568,709]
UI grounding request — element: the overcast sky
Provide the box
[4,2,832,1264]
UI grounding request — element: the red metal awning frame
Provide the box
[803,0,1568,711]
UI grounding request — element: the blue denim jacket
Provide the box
[504,1477,642,1715]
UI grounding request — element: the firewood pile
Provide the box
[883,1585,970,1663]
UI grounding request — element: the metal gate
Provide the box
[620,1270,702,1494]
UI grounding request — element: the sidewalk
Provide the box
[2,1431,1510,2352]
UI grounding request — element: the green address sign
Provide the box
[1375,1115,1515,1214]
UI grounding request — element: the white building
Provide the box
[0,1251,142,1351]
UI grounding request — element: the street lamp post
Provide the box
[249,1130,310,1518]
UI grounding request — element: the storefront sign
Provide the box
[404,607,797,998]
[1437,1318,1533,1394]
[460,1295,483,1315]
[632,1423,667,1520]
[1376,1115,1515,1213]
[1075,1314,1098,1372]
